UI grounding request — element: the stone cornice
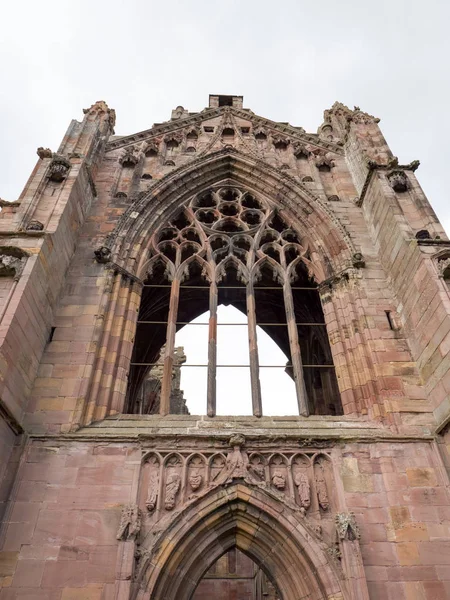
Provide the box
[28,414,435,444]
[105,106,344,156]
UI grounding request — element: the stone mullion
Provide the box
[160,277,181,415]
[83,271,122,425]
[246,280,262,417]
[207,280,218,417]
[283,279,310,416]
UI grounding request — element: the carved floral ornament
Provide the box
[335,512,360,541]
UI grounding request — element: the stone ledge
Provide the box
[29,414,435,443]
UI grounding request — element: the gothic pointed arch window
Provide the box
[126,186,342,417]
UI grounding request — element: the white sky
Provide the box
[1,0,449,232]
[175,305,298,415]
[1,0,449,415]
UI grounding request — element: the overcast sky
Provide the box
[1,0,449,414]
[1,0,449,229]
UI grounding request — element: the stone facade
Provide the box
[0,94,449,599]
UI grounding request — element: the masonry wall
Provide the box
[0,436,449,598]
[1,101,450,599]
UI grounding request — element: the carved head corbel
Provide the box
[387,170,409,193]
[48,154,71,182]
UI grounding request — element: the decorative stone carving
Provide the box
[164,455,182,510]
[352,253,365,268]
[164,472,181,510]
[189,471,202,491]
[272,135,290,149]
[146,456,160,512]
[293,143,311,158]
[294,472,310,513]
[139,444,338,521]
[436,253,450,278]
[0,249,28,280]
[269,455,288,492]
[117,503,141,541]
[335,512,360,541]
[26,220,44,231]
[248,454,266,482]
[187,455,205,494]
[94,246,112,264]
[315,460,330,511]
[315,155,335,170]
[83,100,116,129]
[387,170,409,192]
[143,141,160,156]
[37,147,52,159]
[120,147,140,167]
[217,434,249,483]
[49,154,71,182]
[272,470,286,490]
[415,229,431,240]
[328,195,340,202]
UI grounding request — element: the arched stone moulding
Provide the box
[132,483,364,600]
[78,149,381,427]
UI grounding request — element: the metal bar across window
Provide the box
[136,321,327,326]
[142,284,318,290]
[130,363,335,368]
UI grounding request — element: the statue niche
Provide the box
[164,455,182,511]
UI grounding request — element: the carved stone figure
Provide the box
[164,472,181,510]
[37,147,52,159]
[315,464,330,511]
[248,456,265,482]
[352,253,365,268]
[387,170,409,192]
[116,503,141,541]
[26,220,44,231]
[94,246,112,263]
[0,254,26,280]
[146,470,159,512]
[49,154,71,182]
[294,472,310,511]
[335,512,360,541]
[272,470,286,490]
[217,434,249,483]
[189,470,203,491]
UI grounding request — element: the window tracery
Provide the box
[126,186,342,417]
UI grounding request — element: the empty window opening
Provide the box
[241,127,250,134]
[222,128,235,137]
[125,187,342,417]
[385,310,394,330]
[204,126,214,133]
[218,95,234,107]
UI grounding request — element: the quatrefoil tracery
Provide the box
[148,186,310,282]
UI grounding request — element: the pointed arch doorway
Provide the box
[135,483,347,600]
[192,547,280,599]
